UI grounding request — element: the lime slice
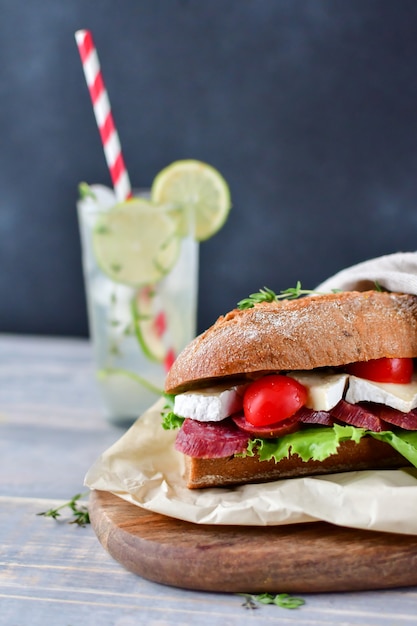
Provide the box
[92,198,181,286]
[131,287,166,363]
[151,159,231,241]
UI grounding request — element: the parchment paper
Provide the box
[85,252,417,534]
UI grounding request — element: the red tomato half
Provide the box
[243,375,307,427]
[346,357,413,384]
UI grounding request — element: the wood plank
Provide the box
[90,489,417,594]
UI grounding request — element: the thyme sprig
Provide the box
[37,492,90,527]
[239,592,305,610]
[238,280,386,310]
[237,283,325,310]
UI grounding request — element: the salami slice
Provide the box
[232,414,300,439]
[295,407,334,426]
[175,418,250,458]
[366,405,417,430]
[330,400,388,432]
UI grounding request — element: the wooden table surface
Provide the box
[2,333,417,626]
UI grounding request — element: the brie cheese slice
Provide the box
[174,385,245,422]
[289,371,349,411]
[345,375,417,413]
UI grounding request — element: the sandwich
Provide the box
[163,287,417,488]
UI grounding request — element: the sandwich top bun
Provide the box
[165,290,417,394]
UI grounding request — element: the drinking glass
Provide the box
[77,185,198,425]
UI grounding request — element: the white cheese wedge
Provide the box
[173,385,246,422]
[345,374,417,413]
[289,371,349,411]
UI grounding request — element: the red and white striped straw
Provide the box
[75,29,132,202]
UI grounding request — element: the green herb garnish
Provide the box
[237,283,327,310]
[78,181,96,200]
[237,280,396,310]
[37,492,90,527]
[374,280,387,292]
[239,592,305,610]
[95,224,111,235]
[238,280,389,310]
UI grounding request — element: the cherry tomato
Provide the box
[346,357,413,384]
[243,375,307,427]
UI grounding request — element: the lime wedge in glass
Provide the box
[150,159,232,241]
[131,287,166,363]
[92,198,181,286]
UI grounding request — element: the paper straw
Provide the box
[75,29,132,201]
[75,29,175,371]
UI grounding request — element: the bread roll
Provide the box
[165,291,417,394]
[164,290,417,488]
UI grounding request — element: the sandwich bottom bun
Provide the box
[183,438,407,489]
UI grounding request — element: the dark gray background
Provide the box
[2,0,417,337]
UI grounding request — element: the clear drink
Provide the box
[77,185,199,425]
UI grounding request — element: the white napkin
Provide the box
[316,251,417,295]
[85,251,417,533]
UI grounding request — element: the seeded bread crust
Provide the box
[165,291,417,394]
[184,438,408,489]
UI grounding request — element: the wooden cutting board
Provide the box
[89,490,417,593]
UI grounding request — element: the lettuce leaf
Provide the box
[162,405,417,469]
[161,412,184,430]
[247,424,417,468]
[247,424,368,463]
[371,430,417,468]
